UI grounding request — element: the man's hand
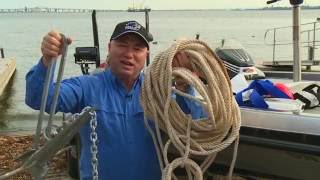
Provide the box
[172,51,193,70]
[41,31,72,67]
[172,51,206,92]
[172,51,193,92]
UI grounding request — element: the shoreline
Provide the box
[0,134,71,180]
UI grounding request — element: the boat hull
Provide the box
[215,135,320,179]
[211,107,320,179]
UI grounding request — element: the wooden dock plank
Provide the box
[0,58,16,96]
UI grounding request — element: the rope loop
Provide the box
[141,39,241,180]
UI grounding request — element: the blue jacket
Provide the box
[25,60,206,180]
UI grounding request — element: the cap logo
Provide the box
[125,21,141,31]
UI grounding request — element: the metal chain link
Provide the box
[89,110,99,180]
[59,107,99,179]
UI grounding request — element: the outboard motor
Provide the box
[215,39,265,80]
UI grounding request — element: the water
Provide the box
[0,9,319,131]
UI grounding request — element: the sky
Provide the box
[1,0,319,10]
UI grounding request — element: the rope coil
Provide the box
[141,39,241,179]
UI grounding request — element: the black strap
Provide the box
[293,93,311,109]
[294,84,320,109]
[303,84,320,102]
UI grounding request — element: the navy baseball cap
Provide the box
[110,20,153,47]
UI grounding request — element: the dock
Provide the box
[257,64,320,80]
[0,58,16,96]
[262,60,320,67]
[263,70,320,80]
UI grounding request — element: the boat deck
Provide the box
[240,78,320,135]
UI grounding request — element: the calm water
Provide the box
[0,10,319,131]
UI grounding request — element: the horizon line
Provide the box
[1,5,320,11]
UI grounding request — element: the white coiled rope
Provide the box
[141,39,241,180]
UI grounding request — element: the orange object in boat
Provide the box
[275,83,294,99]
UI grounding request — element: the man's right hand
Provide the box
[41,31,72,67]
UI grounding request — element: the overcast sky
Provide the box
[2,0,319,10]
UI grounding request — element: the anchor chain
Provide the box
[89,110,99,180]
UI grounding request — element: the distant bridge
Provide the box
[0,8,119,13]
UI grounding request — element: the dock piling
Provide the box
[0,48,4,58]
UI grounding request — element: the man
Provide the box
[26,20,205,179]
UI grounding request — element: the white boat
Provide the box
[211,2,320,177]
[212,45,320,178]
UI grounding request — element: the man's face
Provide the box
[108,33,148,81]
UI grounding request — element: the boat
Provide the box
[127,7,151,12]
[215,39,266,80]
[210,1,320,178]
[0,49,16,96]
[127,0,150,12]
[211,39,320,179]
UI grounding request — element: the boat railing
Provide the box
[264,19,320,67]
